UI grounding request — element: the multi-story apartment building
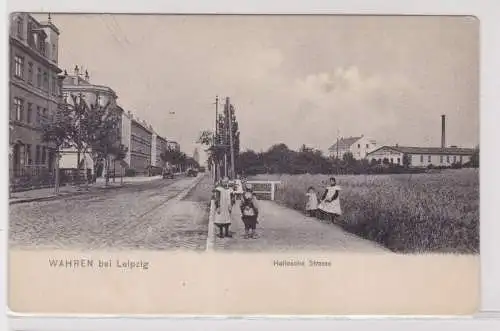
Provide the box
[328,135,377,160]
[151,133,168,167]
[130,118,153,175]
[60,66,120,177]
[9,13,64,185]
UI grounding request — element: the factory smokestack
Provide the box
[441,115,446,148]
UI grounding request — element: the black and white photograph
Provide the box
[6,12,480,316]
[8,13,479,254]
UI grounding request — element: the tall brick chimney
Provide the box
[441,115,446,148]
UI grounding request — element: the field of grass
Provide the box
[251,169,479,253]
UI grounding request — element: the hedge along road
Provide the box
[9,174,209,250]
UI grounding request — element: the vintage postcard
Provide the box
[7,13,479,315]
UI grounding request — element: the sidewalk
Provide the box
[211,200,389,252]
[9,175,164,205]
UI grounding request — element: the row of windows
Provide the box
[131,134,152,146]
[13,54,59,96]
[12,97,49,125]
[14,143,50,166]
[418,155,462,163]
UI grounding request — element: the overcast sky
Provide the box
[41,14,479,161]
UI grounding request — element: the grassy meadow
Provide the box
[251,169,479,253]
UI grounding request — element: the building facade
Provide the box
[130,118,153,175]
[366,146,474,167]
[9,13,64,184]
[152,134,168,167]
[328,135,377,160]
[60,66,120,177]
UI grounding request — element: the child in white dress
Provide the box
[305,186,319,217]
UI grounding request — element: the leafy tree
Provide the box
[55,93,121,188]
[41,104,73,193]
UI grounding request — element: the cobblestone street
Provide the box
[9,175,210,250]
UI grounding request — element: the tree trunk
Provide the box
[105,157,109,187]
[54,149,60,194]
[83,155,89,190]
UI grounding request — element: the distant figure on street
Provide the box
[305,186,319,217]
[214,177,233,238]
[240,183,259,239]
[318,177,342,222]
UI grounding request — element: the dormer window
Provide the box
[16,16,24,39]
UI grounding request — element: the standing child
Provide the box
[318,177,342,223]
[305,186,319,217]
[214,177,233,238]
[240,183,259,239]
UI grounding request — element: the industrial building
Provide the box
[366,115,475,167]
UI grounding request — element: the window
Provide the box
[460,155,463,163]
[51,75,56,95]
[41,147,46,164]
[446,155,450,163]
[25,144,32,164]
[27,62,33,83]
[358,144,361,148]
[27,103,33,123]
[428,155,431,163]
[13,97,23,121]
[440,155,443,163]
[390,158,394,164]
[420,155,424,163]
[453,155,457,163]
[36,67,42,87]
[366,144,369,148]
[36,106,41,124]
[14,55,24,79]
[397,157,401,164]
[16,16,23,38]
[39,37,46,55]
[35,146,41,164]
[43,71,48,90]
[52,44,56,61]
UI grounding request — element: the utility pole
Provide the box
[227,98,235,179]
[214,95,219,183]
[336,129,340,175]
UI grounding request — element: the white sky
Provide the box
[39,14,479,161]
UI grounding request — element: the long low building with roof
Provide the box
[366,145,476,167]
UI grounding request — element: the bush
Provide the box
[251,169,479,253]
[125,168,137,177]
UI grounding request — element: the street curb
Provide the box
[206,199,216,251]
[9,185,126,205]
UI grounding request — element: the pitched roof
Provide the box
[328,136,362,151]
[367,145,476,156]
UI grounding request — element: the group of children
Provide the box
[304,177,343,222]
[213,176,260,239]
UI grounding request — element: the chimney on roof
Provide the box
[85,70,89,80]
[441,115,446,148]
[74,65,79,76]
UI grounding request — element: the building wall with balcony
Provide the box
[9,13,63,181]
